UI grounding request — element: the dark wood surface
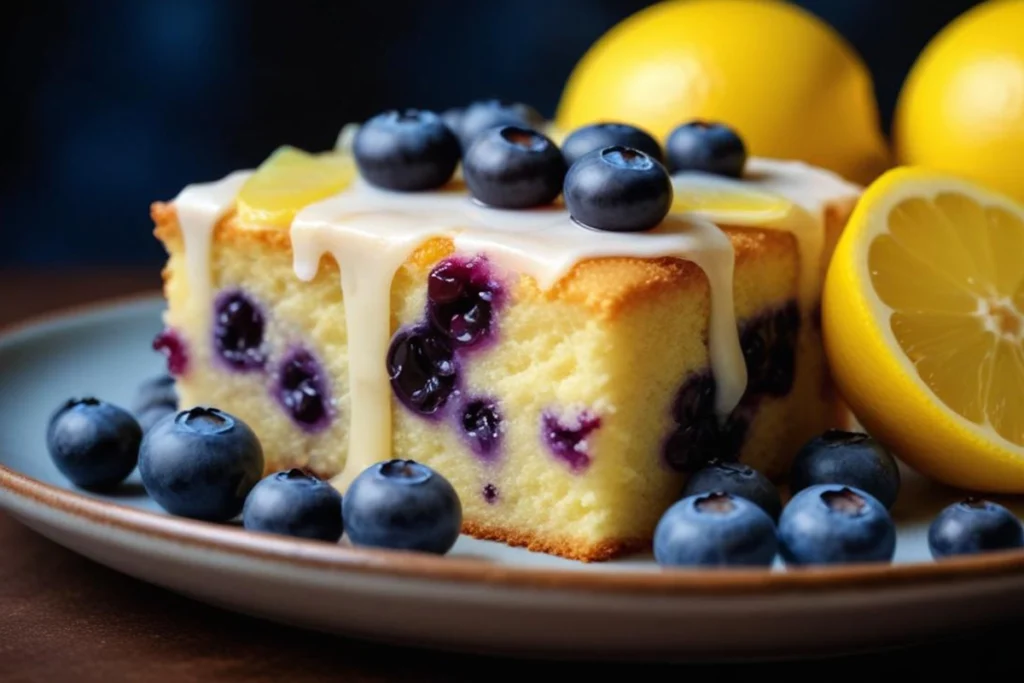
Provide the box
[0,269,1012,681]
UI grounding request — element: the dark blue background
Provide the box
[0,0,980,267]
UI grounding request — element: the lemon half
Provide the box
[824,167,1024,491]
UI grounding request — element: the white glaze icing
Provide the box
[173,170,253,356]
[673,157,860,310]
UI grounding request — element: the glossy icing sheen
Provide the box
[172,157,860,491]
[173,170,253,364]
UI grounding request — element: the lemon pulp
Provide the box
[868,191,1024,447]
[237,146,356,227]
[671,174,793,224]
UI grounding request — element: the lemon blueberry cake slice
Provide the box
[150,102,861,561]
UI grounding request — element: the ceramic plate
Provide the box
[3,295,1024,661]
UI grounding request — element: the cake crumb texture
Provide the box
[152,198,852,561]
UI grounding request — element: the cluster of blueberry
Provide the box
[44,384,1024,567]
[388,256,508,473]
[45,384,463,555]
[352,99,747,234]
[157,290,334,433]
[664,301,802,473]
[655,429,1024,568]
[153,295,332,433]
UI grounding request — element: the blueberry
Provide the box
[132,374,177,414]
[386,325,458,417]
[790,429,901,509]
[740,301,800,397]
[440,107,465,137]
[152,327,189,376]
[138,406,264,522]
[342,459,462,554]
[663,371,752,473]
[778,484,896,566]
[137,404,177,434]
[561,122,664,167]
[541,409,602,473]
[456,99,544,149]
[460,398,503,459]
[928,497,1024,559]
[682,460,782,522]
[426,256,503,348]
[463,126,566,209]
[353,109,461,192]
[666,120,747,177]
[654,491,778,568]
[213,290,268,372]
[273,347,331,432]
[563,146,673,233]
[46,397,142,491]
[483,483,499,504]
[242,468,344,542]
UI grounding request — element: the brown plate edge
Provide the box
[2,292,1024,597]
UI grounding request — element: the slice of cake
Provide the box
[150,105,861,561]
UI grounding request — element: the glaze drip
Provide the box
[173,170,253,363]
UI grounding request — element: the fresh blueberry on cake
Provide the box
[149,102,862,561]
[778,484,896,566]
[242,468,344,542]
[352,109,461,192]
[462,125,566,208]
[928,498,1024,559]
[564,145,673,233]
[560,122,664,167]
[455,99,545,150]
[653,491,778,568]
[46,397,142,491]
[666,120,748,178]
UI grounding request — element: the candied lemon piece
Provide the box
[670,173,794,225]
[237,146,356,227]
[824,166,1024,492]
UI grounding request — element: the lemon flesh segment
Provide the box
[868,191,1024,448]
[236,146,356,227]
[670,174,794,224]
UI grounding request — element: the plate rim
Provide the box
[3,292,1024,597]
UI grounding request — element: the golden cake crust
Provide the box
[461,520,649,563]
[151,200,798,322]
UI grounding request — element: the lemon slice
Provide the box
[670,173,795,225]
[237,146,356,227]
[824,166,1024,491]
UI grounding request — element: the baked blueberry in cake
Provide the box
[150,101,861,561]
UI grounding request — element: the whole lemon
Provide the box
[893,0,1024,203]
[554,0,890,185]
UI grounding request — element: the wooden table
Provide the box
[0,269,1013,681]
